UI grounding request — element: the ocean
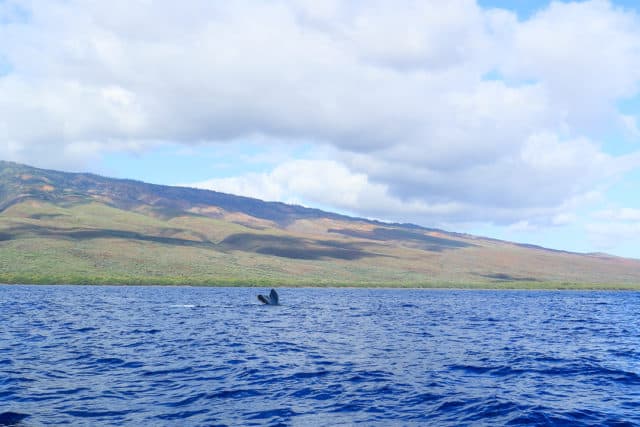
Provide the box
[1,285,639,426]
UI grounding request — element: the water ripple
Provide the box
[1,286,640,425]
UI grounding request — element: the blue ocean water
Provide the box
[1,285,639,426]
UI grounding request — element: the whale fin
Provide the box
[257,289,279,305]
[269,289,279,305]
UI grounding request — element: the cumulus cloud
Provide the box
[1,0,640,228]
[586,221,640,252]
[186,153,612,228]
[500,0,640,131]
[339,132,638,224]
[584,207,640,252]
[594,207,640,222]
[187,159,466,222]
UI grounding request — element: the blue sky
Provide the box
[480,0,640,17]
[2,0,640,258]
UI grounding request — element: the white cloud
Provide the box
[339,132,634,224]
[1,0,640,229]
[186,154,608,228]
[586,221,640,252]
[507,220,538,233]
[187,159,467,223]
[595,207,640,221]
[499,0,640,131]
[347,0,490,71]
[586,207,640,252]
[621,114,640,139]
[551,213,577,226]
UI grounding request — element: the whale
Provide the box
[0,412,29,426]
[258,288,279,305]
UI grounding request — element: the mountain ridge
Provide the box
[1,160,639,287]
[0,160,588,255]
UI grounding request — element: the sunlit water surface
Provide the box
[1,285,640,426]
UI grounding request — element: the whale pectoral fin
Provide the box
[258,295,269,304]
[269,289,279,305]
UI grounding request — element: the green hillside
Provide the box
[1,160,639,288]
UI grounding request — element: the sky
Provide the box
[1,0,640,259]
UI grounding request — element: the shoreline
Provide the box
[1,280,639,291]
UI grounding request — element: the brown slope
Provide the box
[1,160,639,286]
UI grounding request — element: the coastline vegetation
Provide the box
[2,234,639,290]
[0,271,638,291]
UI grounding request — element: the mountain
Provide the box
[1,160,639,288]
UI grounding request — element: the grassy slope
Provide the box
[1,199,640,288]
[0,201,430,286]
[1,160,640,288]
